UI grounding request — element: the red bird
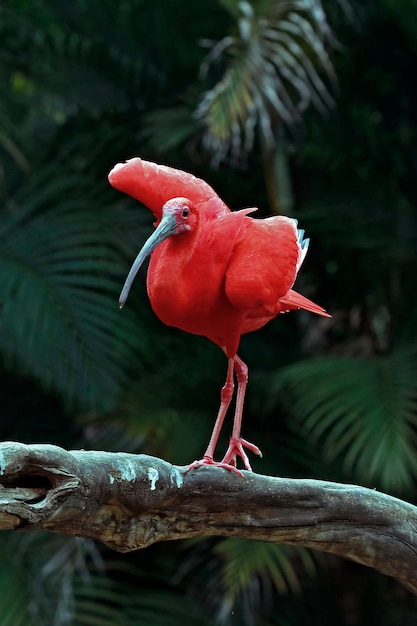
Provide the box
[109,158,329,475]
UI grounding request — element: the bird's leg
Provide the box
[187,357,243,476]
[221,355,262,471]
[202,357,235,459]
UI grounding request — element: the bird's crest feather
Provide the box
[108,158,229,219]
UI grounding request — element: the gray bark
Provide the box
[1,440,416,594]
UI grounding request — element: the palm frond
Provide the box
[215,537,316,597]
[71,564,211,626]
[0,161,147,411]
[144,106,200,155]
[177,537,316,625]
[4,529,210,626]
[73,583,209,626]
[0,3,142,115]
[269,349,417,493]
[0,532,103,626]
[0,537,33,626]
[196,0,340,162]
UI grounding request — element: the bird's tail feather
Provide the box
[280,289,331,318]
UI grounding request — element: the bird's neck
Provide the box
[150,220,200,276]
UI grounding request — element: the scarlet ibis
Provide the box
[109,158,329,475]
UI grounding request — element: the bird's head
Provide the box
[159,197,198,233]
[119,197,197,308]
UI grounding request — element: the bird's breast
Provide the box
[147,246,239,340]
[146,240,244,349]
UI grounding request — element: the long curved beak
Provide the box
[119,212,177,308]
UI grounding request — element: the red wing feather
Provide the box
[225,216,300,309]
[108,158,229,219]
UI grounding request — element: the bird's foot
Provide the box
[221,437,262,472]
[186,455,244,477]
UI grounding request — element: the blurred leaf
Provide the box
[0,159,146,411]
[0,544,33,626]
[177,537,316,625]
[196,0,340,162]
[71,563,211,626]
[144,106,199,155]
[269,349,417,493]
[0,532,104,626]
[215,537,316,596]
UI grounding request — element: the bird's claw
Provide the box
[221,437,262,472]
[186,455,244,477]
[186,438,261,476]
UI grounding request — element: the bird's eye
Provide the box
[182,208,190,218]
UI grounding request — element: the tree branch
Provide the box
[1,440,417,594]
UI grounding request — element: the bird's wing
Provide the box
[108,158,229,219]
[192,208,257,271]
[225,215,300,309]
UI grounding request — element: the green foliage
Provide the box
[176,537,317,625]
[0,156,147,411]
[267,349,417,493]
[73,577,212,626]
[195,0,338,161]
[0,552,33,626]
[141,0,345,167]
[0,533,99,626]
[0,533,211,626]
[214,539,316,598]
